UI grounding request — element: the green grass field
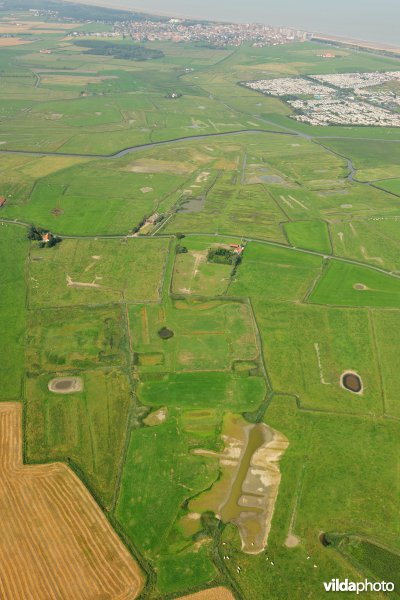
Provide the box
[330,218,400,274]
[138,371,266,411]
[130,298,258,372]
[116,407,219,593]
[2,15,400,599]
[25,368,132,508]
[1,156,186,235]
[337,537,400,598]
[0,224,27,399]
[28,237,170,307]
[220,395,400,599]
[284,220,332,254]
[26,305,128,373]
[371,310,400,418]
[309,260,400,308]
[254,301,382,415]
[320,139,400,180]
[172,236,240,296]
[232,242,323,302]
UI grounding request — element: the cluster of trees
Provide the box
[208,247,238,265]
[208,246,243,277]
[27,226,61,248]
[75,40,164,61]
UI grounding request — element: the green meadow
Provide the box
[232,242,323,302]
[254,301,382,415]
[221,395,400,600]
[309,260,400,308]
[284,220,332,254]
[1,12,400,598]
[28,237,170,307]
[330,218,400,274]
[130,298,258,372]
[0,224,27,399]
[116,407,220,593]
[26,305,128,373]
[25,368,132,508]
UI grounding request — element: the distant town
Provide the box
[245,71,400,127]
[66,18,308,48]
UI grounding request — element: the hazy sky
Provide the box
[73,0,400,46]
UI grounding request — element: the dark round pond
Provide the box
[341,372,362,393]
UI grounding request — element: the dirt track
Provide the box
[0,403,143,599]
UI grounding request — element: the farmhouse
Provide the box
[41,231,52,243]
[0,196,6,208]
[230,244,244,255]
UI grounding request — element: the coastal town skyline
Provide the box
[63,0,400,46]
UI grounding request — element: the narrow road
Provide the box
[3,218,400,281]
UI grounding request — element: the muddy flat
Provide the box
[191,414,288,554]
[0,403,143,599]
[48,377,83,394]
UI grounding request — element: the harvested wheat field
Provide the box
[176,587,235,600]
[0,402,143,600]
[0,38,32,47]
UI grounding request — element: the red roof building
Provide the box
[230,244,244,254]
[41,232,51,243]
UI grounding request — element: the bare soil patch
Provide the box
[360,246,383,265]
[144,407,167,426]
[353,283,369,291]
[285,533,300,548]
[140,305,150,344]
[195,171,210,183]
[51,207,64,216]
[137,352,164,366]
[0,403,143,599]
[125,159,194,175]
[66,274,101,289]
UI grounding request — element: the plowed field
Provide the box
[177,587,235,600]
